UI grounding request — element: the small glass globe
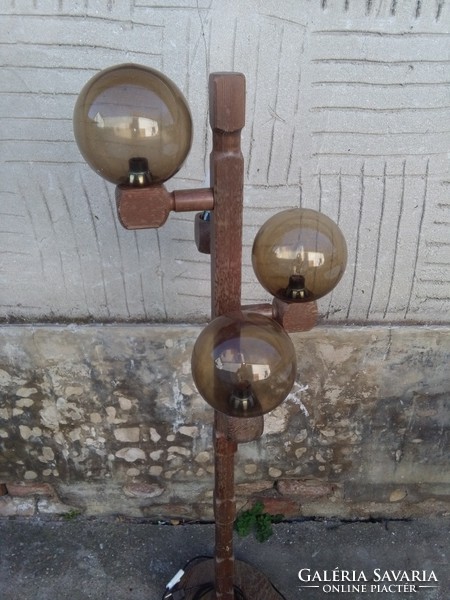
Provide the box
[73,63,192,185]
[252,208,347,303]
[191,311,297,418]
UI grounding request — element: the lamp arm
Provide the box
[242,301,318,333]
[115,184,214,229]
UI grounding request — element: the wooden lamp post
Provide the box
[73,66,347,599]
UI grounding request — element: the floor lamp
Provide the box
[73,65,347,599]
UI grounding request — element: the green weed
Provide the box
[234,501,283,543]
[62,509,81,521]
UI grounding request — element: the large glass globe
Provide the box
[191,312,297,418]
[252,208,347,303]
[73,63,192,185]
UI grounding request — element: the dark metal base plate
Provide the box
[175,558,284,599]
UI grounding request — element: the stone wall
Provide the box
[1,324,449,520]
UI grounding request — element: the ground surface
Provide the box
[0,518,448,599]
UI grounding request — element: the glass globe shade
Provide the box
[73,63,192,185]
[252,208,347,303]
[191,312,297,418]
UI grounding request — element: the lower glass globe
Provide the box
[252,208,347,303]
[191,312,297,418]
[73,63,192,185]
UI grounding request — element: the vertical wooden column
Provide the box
[209,72,245,600]
[209,72,245,318]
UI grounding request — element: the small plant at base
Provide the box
[234,501,284,542]
[62,509,81,521]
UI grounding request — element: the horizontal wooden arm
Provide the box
[115,184,214,229]
[243,300,318,332]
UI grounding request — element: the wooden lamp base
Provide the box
[175,558,284,599]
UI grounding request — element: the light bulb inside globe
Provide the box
[191,312,297,418]
[252,208,347,303]
[73,63,192,185]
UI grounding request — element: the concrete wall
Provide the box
[0,2,449,519]
[0,0,449,322]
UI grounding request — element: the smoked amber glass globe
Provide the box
[191,312,297,418]
[252,208,347,303]
[73,64,192,185]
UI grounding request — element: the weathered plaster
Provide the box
[0,324,448,519]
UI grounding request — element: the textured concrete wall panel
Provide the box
[0,0,449,322]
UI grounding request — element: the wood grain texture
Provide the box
[209,72,245,318]
[0,0,448,323]
[208,72,246,600]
